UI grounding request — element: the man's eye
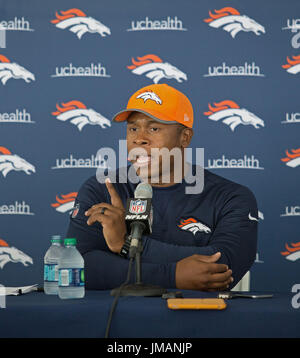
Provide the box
[150,127,159,132]
[128,127,137,132]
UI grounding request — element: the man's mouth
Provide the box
[131,155,152,167]
[136,155,151,164]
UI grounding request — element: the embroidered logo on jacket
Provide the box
[178,217,211,235]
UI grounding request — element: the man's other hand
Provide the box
[175,252,233,291]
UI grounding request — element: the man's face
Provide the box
[126,112,191,184]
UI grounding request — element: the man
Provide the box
[66,83,258,291]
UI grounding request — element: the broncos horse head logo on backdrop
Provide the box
[52,100,111,131]
[127,54,187,84]
[281,242,300,261]
[51,192,78,213]
[282,55,300,74]
[51,8,111,39]
[204,100,265,131]
[0,239,33,269]
[0,55,35,85]
[204,7,265,38]
[0,147,35,178]
[281,148,300,168]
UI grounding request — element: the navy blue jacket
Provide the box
[66,165,258,290]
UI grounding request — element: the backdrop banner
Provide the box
[0,0,299,292]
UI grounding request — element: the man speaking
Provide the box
[66,83,258,291]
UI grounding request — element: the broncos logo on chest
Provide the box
[178,218,212,236]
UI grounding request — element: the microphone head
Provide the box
[134,182,153,199]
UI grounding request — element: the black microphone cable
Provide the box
[104,257,134,338]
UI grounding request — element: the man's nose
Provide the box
[133,130,150,145]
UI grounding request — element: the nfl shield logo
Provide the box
[71,203,80,218]
[129,199,146,214]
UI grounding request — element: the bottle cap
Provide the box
[64,238,77,246]
[51,235,62,243]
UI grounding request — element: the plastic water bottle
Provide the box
[58,238,85,299]
[44,235,64,295]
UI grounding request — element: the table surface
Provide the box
[0,289,299,338]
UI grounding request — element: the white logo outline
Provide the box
[204,7,265,38]
[51,9,111,39]
[52,100,111,131]
[178,218,212,236]
[136,91,162,105]
[127,54,187,84]
[204,100,265,132]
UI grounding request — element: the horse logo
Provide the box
[282,55,300,74]
[204,7,265,38]
[281,242,300,261]
[127,54,187,84]
[281,148,300,168]
[0,239,33,269]
[136,91,162,105]
[178,218,211,235]
[204,100,265,131]
[0,147,35,178]
[51,192,78,213]
[52,100,111,131]
[51,8,111,39]
[0,54,35,85]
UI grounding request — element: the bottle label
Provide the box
[44,264,59,282]
[58,268,84,287]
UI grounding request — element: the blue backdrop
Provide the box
[0,0,299,292]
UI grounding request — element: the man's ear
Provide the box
[180,128,193,148]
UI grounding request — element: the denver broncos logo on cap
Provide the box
[178,217,211,235]
[127,54,187,84]
[0,54,35,85]
[51,8,111,39]
[282,55,300,74]
[281,148,300,168]
[52,100,111,131]
[204,7,265,38]
[136,91,162,105]
[204,100,264,132]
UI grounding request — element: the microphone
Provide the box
[125,183,153,258]
[111,182,166,297]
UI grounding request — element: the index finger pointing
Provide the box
[105,178,124,209]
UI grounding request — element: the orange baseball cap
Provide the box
[112,84,193,128]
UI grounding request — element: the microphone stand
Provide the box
[110,228,167,297]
